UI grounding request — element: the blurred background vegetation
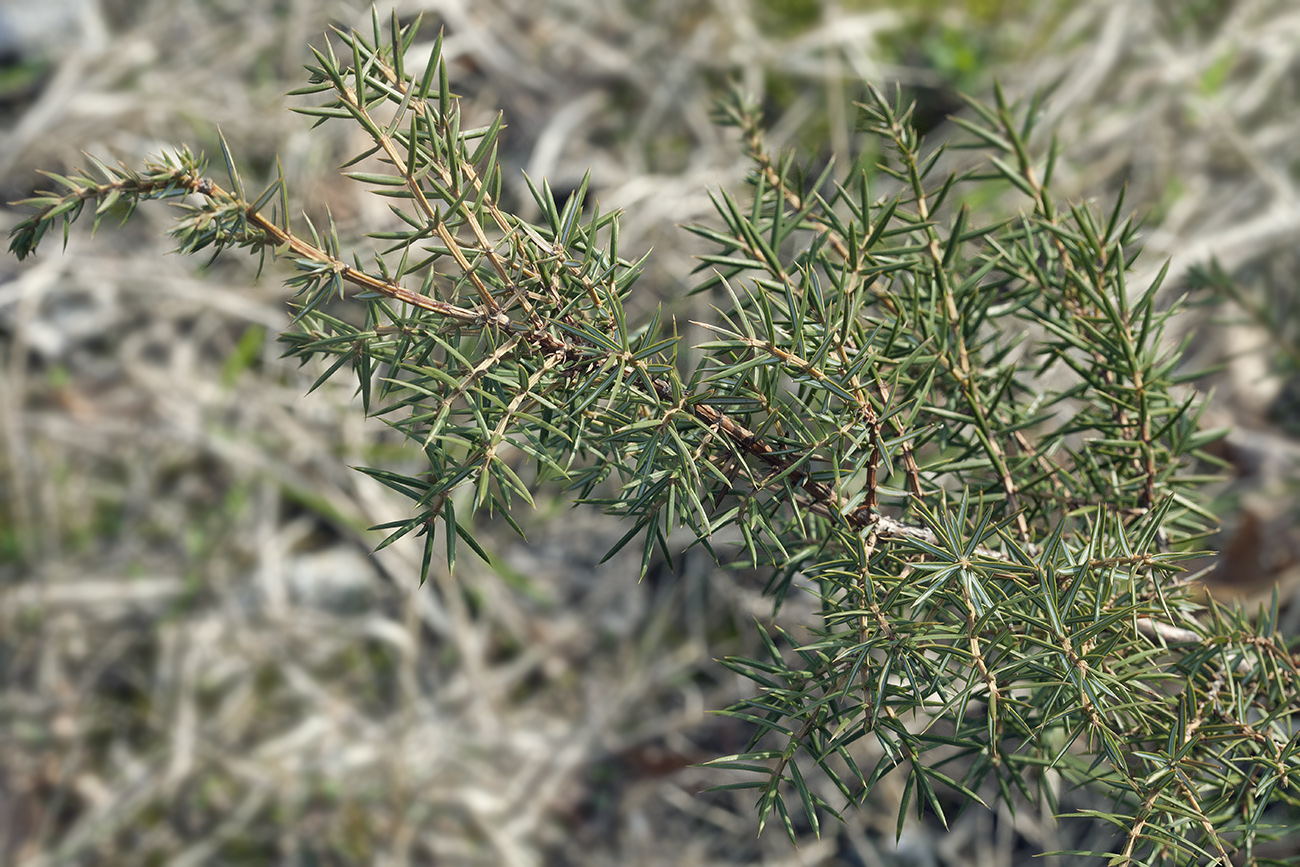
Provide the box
[1,0,1298,864]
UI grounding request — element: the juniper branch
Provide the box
[8,11,1299,862]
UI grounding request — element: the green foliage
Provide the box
[9,10,1300,864]
[753,0,823,36]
